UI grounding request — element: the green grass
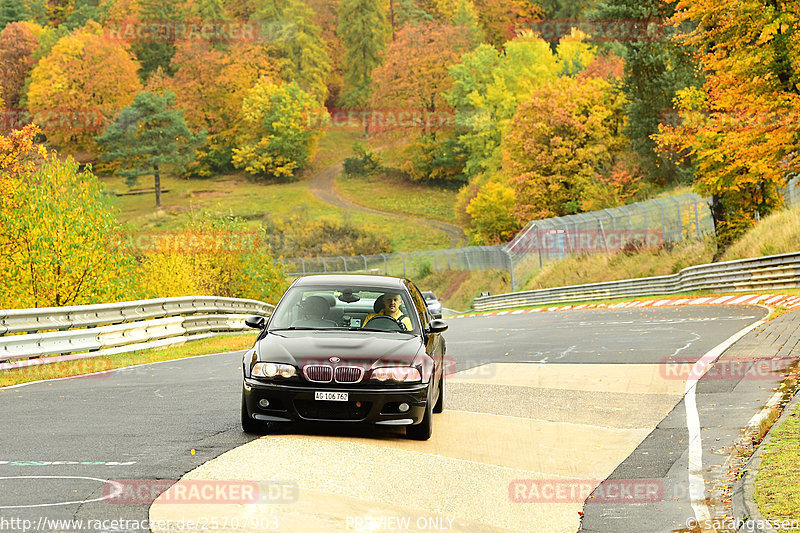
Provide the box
[0,333,257,388]
[336,171,461,224]
[101,152,449,253]
[754,398,800,532]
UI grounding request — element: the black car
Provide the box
[241,274,448,440]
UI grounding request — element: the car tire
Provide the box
[241,388,270,435]
[432,374,444,414]
[406,393,433,441]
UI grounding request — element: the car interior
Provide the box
[280,289,414,332]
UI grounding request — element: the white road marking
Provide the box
[683,317,766,524]
[0,476,123,509]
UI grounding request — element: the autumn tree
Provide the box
[448,34,562,179]
[1,153,137,308]
[654,0,800,250]
[505,76,636,222]
[137,212,287,303]
[232,80,328,180]
[372,22,472,136]
[337,0,390,109]
[591,0,701,185]
[0,21,42,108]
[168,40,283,174]
[96,90,204,207]
[26,22,141,153]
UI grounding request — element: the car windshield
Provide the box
[268,285,419,334]
[422,291,436,301]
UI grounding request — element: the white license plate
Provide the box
[314,391,349,402]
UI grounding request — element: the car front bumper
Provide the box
[243,378,429,426]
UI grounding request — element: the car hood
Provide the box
[257,330,424,369]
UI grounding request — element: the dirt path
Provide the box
[308,161,468,248]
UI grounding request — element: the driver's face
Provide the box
[384,295,401,313]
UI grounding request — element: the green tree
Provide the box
[337,0,390,109]
[96,91,205,207]
[253,0,330,103]
[232,80,328,180]
[64,0,108,29]
[276,0,331,103]
[132,0,185,79]
[591,0,701,185]
[0,0,47,28]
[452,0,482,46]
[0,154,137,308]
[447,32,562,179]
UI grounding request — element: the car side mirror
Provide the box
[245,315,266,329]
[427,319,448,334]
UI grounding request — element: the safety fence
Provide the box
[279,176,800,286]
[0,296,273,369]
[472,251,800,311]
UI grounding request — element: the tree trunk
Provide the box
[389,0,395,41]
[154,164,161,207]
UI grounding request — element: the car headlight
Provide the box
[370,367,422,382]
[252,362,297,379]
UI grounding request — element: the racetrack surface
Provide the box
[0,305,770,532]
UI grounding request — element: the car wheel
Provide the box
[406,392,433,440]
[432,374,444,414]
[241,388,270,435]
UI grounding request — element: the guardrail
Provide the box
[0,296,273,370]
[472,252,800,311]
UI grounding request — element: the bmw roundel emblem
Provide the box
[329,356,341,363]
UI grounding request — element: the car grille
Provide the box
[334,366,364,383]
[303,365,333,382]
[295,400,372,421]
[302,365,363,383]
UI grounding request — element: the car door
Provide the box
[406,281,444,391]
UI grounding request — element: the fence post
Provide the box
[340,256,347,273]
[402,253,406,277]
[693,199,701,240]
[360,254,367,272]
[504,249,515,291]
[668,197,683,241]
[300,258,306,275]
[322,258,327,272]
[380,253,387,274]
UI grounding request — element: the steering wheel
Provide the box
[364,315,404,331]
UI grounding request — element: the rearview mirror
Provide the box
[427,319,448,334]
[245,315,266,329]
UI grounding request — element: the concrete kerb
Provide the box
[448,293,800,319]
[732,387,800,533]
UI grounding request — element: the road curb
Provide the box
[732,387,800,533]
[450,293,800,318]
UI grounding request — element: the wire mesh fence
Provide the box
[279,179,800,286]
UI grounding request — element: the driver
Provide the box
[363,292,413,331]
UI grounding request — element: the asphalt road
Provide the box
[0,305,767,532]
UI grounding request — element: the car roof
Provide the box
[291,274,408,289]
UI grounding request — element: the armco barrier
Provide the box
[0,296,273,369]
[473,252,800,311]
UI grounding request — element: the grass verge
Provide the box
[336,170,461,224]
[0,333,256,388]
[754,396,800,532]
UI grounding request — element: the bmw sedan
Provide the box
[241,274,448,440]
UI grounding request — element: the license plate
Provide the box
[315,391,349,402]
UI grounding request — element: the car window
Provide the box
[268,285,419,334]
[407,282,431,329]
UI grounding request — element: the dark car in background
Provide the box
[241,274,448,440]
[422,291,442,319]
